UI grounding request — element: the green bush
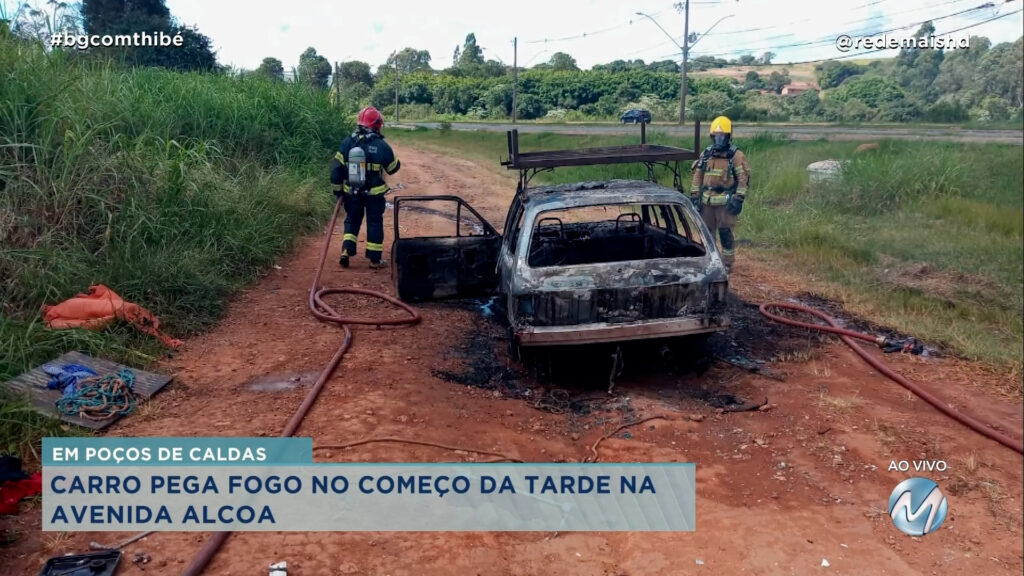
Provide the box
[0,34,348,380]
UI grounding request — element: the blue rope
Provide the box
[56,368,139,420]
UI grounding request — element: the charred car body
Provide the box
[391,125,730,353]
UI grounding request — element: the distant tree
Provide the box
[895,21,943,102]
[737,54,756,66]
[82,0,169,35]
[297,47,331,89]
[793,88,821,117]
[742,70,763,91]
[688,90,735,120]
[975,37,1023,108]
[159,24,217,71]
[479,59,506,77]
[256,57,285,81]
[80,0,216,70]
[970,95,1012,121]
[814,60,863,89]
[830,76,905,108]
[10,0,82,42]
[485,83,513,116]
[457,33,484,68]
[690,55,727,71]
[339,60,373,86]
[765,69,790,94]
[841,98,873,122]
[386,47,432,72]
[647,59,680,73]
[548,52,578,71]
[923,99,969,122]
[759,51,775,65]
[516,93,546,119]
[934,35,990,96]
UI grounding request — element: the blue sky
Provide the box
[12,0,1023,71]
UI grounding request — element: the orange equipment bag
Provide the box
[41,284,183,348]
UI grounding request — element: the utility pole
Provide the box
[638,8,690,125]
[679,0,690,125]
[512,37,518,124]
[334,61,341,108]
[393,54,400,123]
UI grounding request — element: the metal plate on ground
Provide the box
[2,351,172,430]
[38,549,121,576]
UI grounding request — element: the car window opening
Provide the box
[527,203,706,268]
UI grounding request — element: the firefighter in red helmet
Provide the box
[329,106,401,268]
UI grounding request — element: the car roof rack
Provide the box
[501,121,702,194]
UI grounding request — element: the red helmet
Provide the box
[357,106,384,131]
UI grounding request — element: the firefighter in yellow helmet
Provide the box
[690,116,749,272]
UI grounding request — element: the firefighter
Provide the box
[690,115,749,272]
[330,106,401,269]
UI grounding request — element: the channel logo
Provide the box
[888,477,947,536]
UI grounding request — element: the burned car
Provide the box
[391,127,730,354]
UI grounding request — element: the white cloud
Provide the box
[146,0,1023,71]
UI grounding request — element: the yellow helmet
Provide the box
[709,116,732,135]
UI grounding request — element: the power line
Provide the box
[521,7,669,45]
[652,0,1006,61]
[665,7,1022,68]
[701,0,901,37]
[643,0,978,60]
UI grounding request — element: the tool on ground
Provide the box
[182,196,421,576]
[759,301,1023,455]
[879,336,924,355]
[42,284,182,348]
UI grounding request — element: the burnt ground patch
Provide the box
[428,292,840,418]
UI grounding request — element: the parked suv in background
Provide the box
[620,109,652,124]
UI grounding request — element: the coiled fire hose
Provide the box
[182,197,421,575]
[759,302,1023,455]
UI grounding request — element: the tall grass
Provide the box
[1,34,350,458]
[390,127,1023,375]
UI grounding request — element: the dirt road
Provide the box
[5,145,1022,575]
[407,121,1024,145]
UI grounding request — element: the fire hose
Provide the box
[759,302,1023,455]
[182,198,421,575]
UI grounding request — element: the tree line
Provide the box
[255,27,1023,123]
[4,6,1020,124]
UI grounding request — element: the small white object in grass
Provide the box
[807,160,848,186]
[840,543,848,548]
[269,561,287,576]
[696,559,705,565]
[273,265,282,270]
[576,552,581,558]
[821,558,830,567]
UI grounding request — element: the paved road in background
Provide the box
[405,122,1023,145]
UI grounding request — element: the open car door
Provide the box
[391,195,501,301]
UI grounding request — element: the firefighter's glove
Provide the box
[882,337,924,355]
[726,194,744,215]
[332,185,344,199]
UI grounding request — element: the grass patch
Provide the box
[390,127,1023,373]
[1,34,346,462]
